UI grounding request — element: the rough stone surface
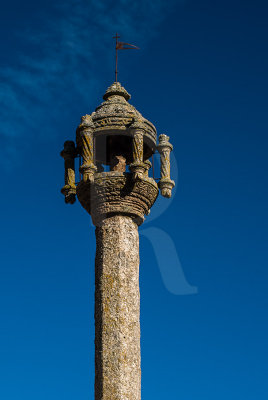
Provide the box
[110,155,127,172]
[95,215,141,400]
[157,134,175,198]
[76,171,158,400]
[76,172,159,226]
[91,82,157,152]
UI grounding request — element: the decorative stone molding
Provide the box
[157,134,175,198]
[60,141,76,204]
[76,172,158,226]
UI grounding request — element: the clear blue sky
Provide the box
[1,0,268,399]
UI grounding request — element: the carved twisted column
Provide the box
[60,140,76,204]
[133,132,143,163]
[76,172,158,400]
[77,114,97,182]
[130,118,147,180]
[157,134,175,198]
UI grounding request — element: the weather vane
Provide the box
[113,33,139,82]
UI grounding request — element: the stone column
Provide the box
[60,140,76,204]
[76,114,97,182]
[157,134,175,198]
[95,215,140,400]
[130,118,147,181]
[76,172,159,400]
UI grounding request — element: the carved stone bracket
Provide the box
[76,172,159,226]
[157,134,175,198]
[60,140,77,204]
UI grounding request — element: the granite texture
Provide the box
[76,171,159,226]
[92,82,157,148]
[157,134,175,198]
[95,216,141,400]
[76,171,158,400]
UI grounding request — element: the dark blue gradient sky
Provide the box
[1,0,268,399]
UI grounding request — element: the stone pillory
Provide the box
[60,81,175,400]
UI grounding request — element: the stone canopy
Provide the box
[84,82,157,164]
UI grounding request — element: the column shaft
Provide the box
[95,215,141,400]
[132,132,143,164]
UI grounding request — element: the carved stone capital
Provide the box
[76,172,159,226]
[129,161,147,181]
[79,163,97,182]
[130,117,145,132]
[157,134,173,152]
[143,160,152,177]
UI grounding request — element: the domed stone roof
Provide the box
[90,82,157,150]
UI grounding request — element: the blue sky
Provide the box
[1,0,268,399]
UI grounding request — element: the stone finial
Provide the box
[60,141,76,204]
[103,81,131,101]
[157,134,175,198]
[80,114,95,128]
